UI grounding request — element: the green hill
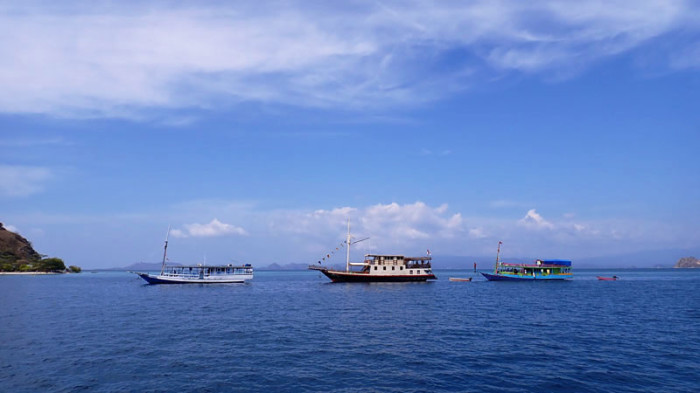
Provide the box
[0,223,75,272]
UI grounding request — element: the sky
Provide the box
[1,0,699,269]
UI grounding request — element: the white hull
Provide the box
[137,272,253,284]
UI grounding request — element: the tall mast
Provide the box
[161,225,171,275]
[346,219,351,272]
[494,241,502,273]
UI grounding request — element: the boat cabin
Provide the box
[162,264,253,279]
[497,259,572,277]
[358,254,433,276]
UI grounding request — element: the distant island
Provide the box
[674,256,700,268]
[0,223,80,273]
[110,262,307,271]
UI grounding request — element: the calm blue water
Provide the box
[1,269,698,392]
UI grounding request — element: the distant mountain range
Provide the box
[573,248,700,268]
[100,247,700,271]
[260,262,310,270]
[97,262,182,271]
[259,247,700,270]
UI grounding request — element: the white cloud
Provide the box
[469,228,487,239]
[171,218,247,238]
[361,202,463,242]
[266,201,464,253]
[0,1,696,118]
[0,165,52,197]
[518,209,555,230]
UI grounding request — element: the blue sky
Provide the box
[2,0,699,268]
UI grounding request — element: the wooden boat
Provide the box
[135,264,253,284]
[309,221,437,283]
[134,227,253,284]
[481,241,573,281]
[449,277,472,282]
[597,276,619,281]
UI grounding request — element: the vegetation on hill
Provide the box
[0,223,78,272]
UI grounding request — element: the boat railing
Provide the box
[161,267,253,277]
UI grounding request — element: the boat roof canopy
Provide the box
[538,259,572,266]
[165,264,252,269]
[365,254,432,261]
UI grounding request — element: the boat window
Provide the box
[374,266,377,270]
[392,266,395,270]
[383,266,386,270]
[409,270,413,274]
[400,266,403,270]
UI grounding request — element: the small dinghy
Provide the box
[597,276,619,281]
[449,277,472,282]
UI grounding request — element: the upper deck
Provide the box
[161,264,253,277]
[363,254,432,269]
[500,259,572,268]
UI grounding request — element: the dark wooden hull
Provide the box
[319,269,436,283]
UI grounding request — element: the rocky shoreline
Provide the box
[674,256,700,268]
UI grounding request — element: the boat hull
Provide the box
[481,272,571,281]
[136,272,252,284]
[319,269,436,283]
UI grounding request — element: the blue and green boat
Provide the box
[481,242,572,281]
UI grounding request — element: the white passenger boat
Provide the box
[134,228,253,284]
[309,221,437,283]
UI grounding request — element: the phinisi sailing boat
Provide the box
[134,227,253,284]
[309,221,437,283]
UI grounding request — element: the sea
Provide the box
[1,269,698,393]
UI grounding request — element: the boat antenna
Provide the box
[161,225,171,275]
[346,219,351,272]
[494,241,502,274]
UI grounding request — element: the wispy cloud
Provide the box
[171,218,248,238]
[469,227,488,239]
[0,165,52,197]
[0,1,696,118]
[670,42,700,70]
[4,223,19,233]
[0,137,72,147]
